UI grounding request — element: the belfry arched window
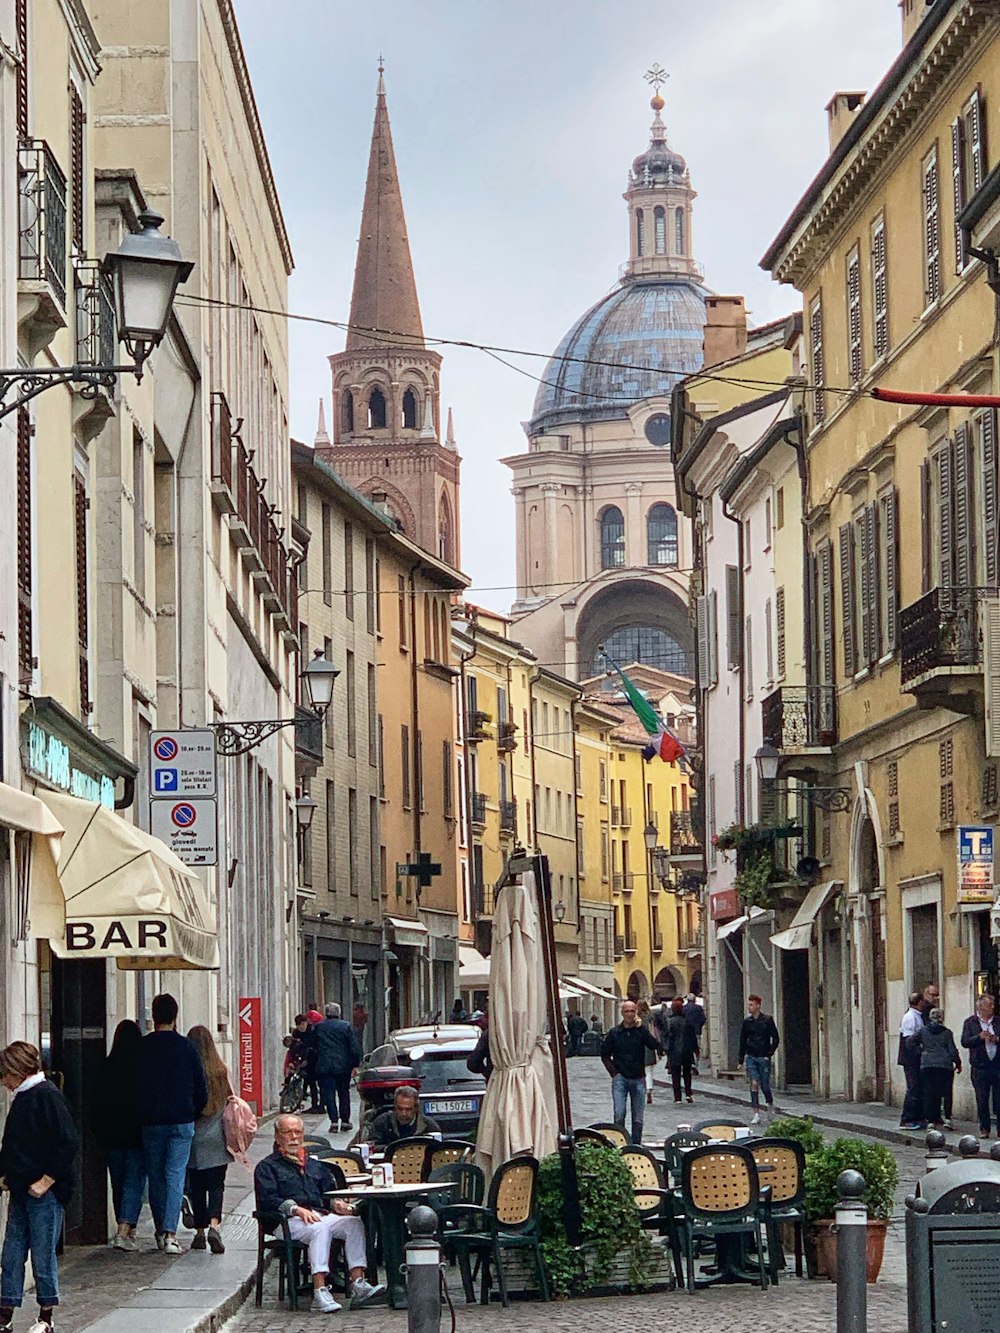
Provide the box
[600,506,626,570]
[635,209,645,257]
[675,208,685,255]
[402,388,418,430]
[647,503,678,567]
[342,389,354,434]
[654,206,666,256]
[367,387,386,429]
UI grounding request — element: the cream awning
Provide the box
[716,905,768,941]
[770,881,841,952]
[459,946,490,988]
[386,915,429,948]
[1,782,66,941]
[0,782,64,836]
[33,790,218,969]
[562,974,618,1004]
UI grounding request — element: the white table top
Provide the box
[326,1180,456,1199]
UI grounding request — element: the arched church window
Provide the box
[675,208,685,254]
[367,387,387,429]
[600,506,626,570]
[592,627,689,678]
[654,207,666,256]
[402,388,418,430]
[647,503,678,567]
[635,209,645,257]
[342,390,354,434]
[438,495,453,565]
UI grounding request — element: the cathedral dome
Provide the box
[529,278,707,433]
[630,141,687,185]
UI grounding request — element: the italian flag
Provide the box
[613,664,686,765]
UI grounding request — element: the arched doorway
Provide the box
[626,970,649,1001]
[856,810,887,1101]
[653,966,683,1001]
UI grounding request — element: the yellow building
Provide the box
[531,668,582,981]
[761,3,1000,1110]
[573,701,619,1023]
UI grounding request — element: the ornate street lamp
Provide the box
[212,649,340,756]
[754,743,851,813]
[295,791,318,833]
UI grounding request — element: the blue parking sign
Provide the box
[154,768,178,793]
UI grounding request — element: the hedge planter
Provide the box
[811,1218,888,1283]
[495,1238,675,1299]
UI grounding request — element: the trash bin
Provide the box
[579,1031,601,1057]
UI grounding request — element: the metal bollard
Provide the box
[403,1204,441,1333]
[923,1128,949,1173]
[835,1169,868,1333]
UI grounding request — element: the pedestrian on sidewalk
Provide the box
[601,999,661,1144]
[313,1003,361,1133]
[898,992,926,1130]
[186,1026,232,1255]
[682,994,706,1072]
[0,1042,78,1333]
[254,1115,385,1313]
[137,994,208,1255]
[566,1011,587,1058]
[960,994,1000,1139]
[95,1020,146,1252]
[661,997,698,1104]
[910,1007,961,1129]
[738,995,780,1126]
[637,1001,658,1104]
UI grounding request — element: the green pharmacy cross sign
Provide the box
[395,852,442,892]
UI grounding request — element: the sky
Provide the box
[234,0,902,608]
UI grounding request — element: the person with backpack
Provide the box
[95,1019,146,1252]
[185,1026,232,1254]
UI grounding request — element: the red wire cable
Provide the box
[872,386,1000,408]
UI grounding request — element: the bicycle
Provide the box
[279,1064,307,1114]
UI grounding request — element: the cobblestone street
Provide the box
[226,1059,923,1333]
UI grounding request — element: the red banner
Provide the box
[238,996,263,1114]
[711,887,740,923]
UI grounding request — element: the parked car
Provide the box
[358,1025,486,1139]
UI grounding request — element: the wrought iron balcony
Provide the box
[679,923,702,952]
[652,931,664,952]
[210,391,236,514]
[900,586,986,688]
[18,140,68,355]
[499,798,517,833]
[669,810,702,859]
[613,933,625,959]
[624,929,638,953]
[762,684,837,750]
[74,261,115,372]
[612,871,634,893]
[294,705,324,766]
[472,791,488,827]
[619,806,632,828]
[611,804,621,827]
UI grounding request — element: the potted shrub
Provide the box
[765,1114,825,1157]
[803,1138,898,1282]
[536,1143,656,1297]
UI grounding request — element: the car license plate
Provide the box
[428,1098,476,1115]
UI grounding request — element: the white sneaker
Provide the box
[311,1287,342,1314]
[163,1236,182,1255]
[26,1320,52,1333]
[750,1112,761,1126]
[350,1278,386,1308]
[112,1233,137,1252]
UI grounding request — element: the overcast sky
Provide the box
[234,0,901,607]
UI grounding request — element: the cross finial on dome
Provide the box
[644,64,668,95]
[377,54,385,95]
[643,64,668,136]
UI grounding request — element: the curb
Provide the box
[189,1265,261,1333]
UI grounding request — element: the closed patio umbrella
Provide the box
[475,871,557,1180]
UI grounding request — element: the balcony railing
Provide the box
[474,878,495,919]
[900,586,986,687]
[652,931,664,952]
[611,804,621,827]
[210,392,236,512]
[472,792,488,826]
[74,260,115,373]
[761,684,837,749]
[619,806,632,828]
[499,798,517,833]
[613,933,625,959]
[294,706,323,766]
[624,929,638,953]
[670,810,702,857]
[679,923,701,952]
[19,139,67,307]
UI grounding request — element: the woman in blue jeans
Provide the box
[0,1042,78,1333]
[96,1020,146,1251]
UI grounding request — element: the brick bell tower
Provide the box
[321,65,461,567]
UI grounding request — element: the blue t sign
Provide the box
[154,768,178,793]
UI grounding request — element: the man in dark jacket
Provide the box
[662,997,699,1104]
[367,1087,440,1147]
[961,994,1000,1138]
[314,1003,362,1133]
[255,1115,384,1313]
[601,1000,661,1144]
[136,993,208,1253]
[738,995,780,1125]
[566,1012,588,1057]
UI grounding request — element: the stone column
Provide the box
[625,481,643,566]
[542,482,560,588]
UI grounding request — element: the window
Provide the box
[923,425,979,593]
[365,538,376,633]
[70,83,84,251]
[765,598,774,685]
[15,0,27,136]
[17,408,32,680]
[654,206,666,255]
[635,208,645,256]
[646,503,678,566]
[696,591,718,689]
[344,523,354,620]
[402,387,418,429]
[952,89,987,271]
[599,760,607,802]
[592,627,689,677]
[809,294,825,425]
[725,565,741,670]
[600,827,609,881]
[398,575,408,648]
[846,244,863,383]
[132,429,145,598]
[443,740,453,817]
[321,504,332,603]
[348,788,358,894]
[401,724,411,808]
[75,475,90,714]
[600,506,625,569]
[776,586,786,679]
[978,410,999,585]
[776,486,785,529]
[416,731,424,810]
[345,651,356,757]
[377,715,385,797]
[367,664,377,766]
[839,495,898,674]
[342,389,354,434]
[368,387,387,429]
[675,207,685,254]
[744,615,753,702]
[871,213,889,361]
[370,797,379,901]
[878,489,899,655]
[923,147,941,306]
[764,495,773,550]
[325,779,336,892]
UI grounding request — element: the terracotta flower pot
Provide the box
[811,1218,888,1283]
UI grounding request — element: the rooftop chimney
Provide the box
[826,92,866,151]
[702,296,747,369]
[900,0,935,47]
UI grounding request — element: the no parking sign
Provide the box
[151,798,218,865]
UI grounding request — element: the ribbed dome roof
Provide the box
[630,141,687,185]
[530,279,707,432]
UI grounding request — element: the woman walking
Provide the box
[637,1000,658,1105]
[910,1006,962,1129]
[0,1042,78,1333]
[185,1026,232,1255]
[662,997,699,1104]
[96,1020,146,1251]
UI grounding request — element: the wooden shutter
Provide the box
[744,615,753,702]
[75,475,90,713]
[70,84,84,252]
[920,458,932,594]
[810,296,825,425]
[882,488,899,652]
[765,598,774,684]
[819,540,834,686]
[984,596,1000,758]
[937,441,954,588]
[859,510,875,667]
[17,409,32,679]
[725,564,741,669]
[871,215,888,361]
[982,410,999,586]
[953,423,974,587]
[846,247,862,382]
[15,0,28,137]
[839,523,856,677]
[924,150,941,304]
[697,594,717,689]
[707,590,718,687]
[971,88,987,191]
[867,502,880,664]
[952,117,966,272]
[776,586,786,679]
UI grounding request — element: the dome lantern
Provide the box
[624,67,699,283]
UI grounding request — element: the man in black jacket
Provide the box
[255,1115,384,1313]
[600,1000,661,1144]
[137,993,208,1254]
[314,1004,362,1133]
[738,995,780,1125]
[961,994,1000,1139]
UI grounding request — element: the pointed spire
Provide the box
[445,406,456,450]
[314,397,331,447]
[347,66,424,352]
[420,391,436,440]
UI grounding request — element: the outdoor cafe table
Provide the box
[326,1180,456,1309]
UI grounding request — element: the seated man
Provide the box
[254,1114,385,1313]
[368,1086,440,1148]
